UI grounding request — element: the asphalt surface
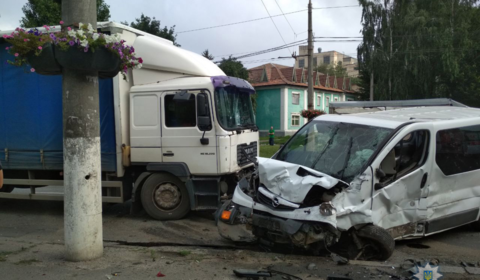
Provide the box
[0,190,479,279]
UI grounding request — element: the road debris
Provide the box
[306,263,316,270]
[233,269,302,280]
[331,253,349,265]
[156,271,166,277]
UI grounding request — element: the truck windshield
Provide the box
[275,120,392,182]
[215,87,255,130]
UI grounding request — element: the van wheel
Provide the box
[472,220,480,231]
[0,185,15,193]
[140,173,190,220]
[355,225,395,261]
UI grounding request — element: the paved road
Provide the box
[0,196,479,279]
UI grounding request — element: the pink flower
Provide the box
[5,47,8,50]
[24,39,29,42]
[67,27,72,31]
[38,46,42,50]
[14,53,19,57]
[2,34,8,38]
[60,20,64,24]
[30,68,35,72]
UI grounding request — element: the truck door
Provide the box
[370,123,433,238]
[161,90,217,175]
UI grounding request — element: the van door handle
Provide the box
[163,152,174,157]
[420,173,428,189]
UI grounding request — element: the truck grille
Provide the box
[237,142,257,167]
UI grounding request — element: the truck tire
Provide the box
[356,225,395,261]
[140,173,190,220]
[0,185,15,193]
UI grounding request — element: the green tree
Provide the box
[218,56,257,112]
[202,49,214,60]
[20,0,110,28]
[357,0,480,107]
[316,62,348,77]
[126,14,180,47]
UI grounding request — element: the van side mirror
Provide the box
[197,93,212,132]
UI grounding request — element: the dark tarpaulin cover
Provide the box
[0,42,116,172]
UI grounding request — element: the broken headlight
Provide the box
[319,202,336,216]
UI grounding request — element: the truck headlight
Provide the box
[319,202,336,216]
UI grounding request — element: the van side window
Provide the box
[379,130,429,184]
[436,125,480,175]
[165,94,196,127]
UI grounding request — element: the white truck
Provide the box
[0,22,259,220]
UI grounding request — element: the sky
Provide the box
[0,0,363,69]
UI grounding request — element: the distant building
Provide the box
[295,46,359,77]
[249,63,360,136]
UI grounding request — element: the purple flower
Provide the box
[69,41,75,46]
[49,33,56,40]
[84,47,88,52]
[28,29,34,34]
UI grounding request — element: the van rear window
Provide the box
[436,125,480,175]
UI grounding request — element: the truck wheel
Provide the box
[140,173,190,220]
[355,225,395,261]
[0,185,15,193]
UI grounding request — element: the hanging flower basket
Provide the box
[4,22,143,80]
[300,109,326,121]
[55,46,121,77]
[26,42,62,75]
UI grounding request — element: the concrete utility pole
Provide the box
[370,71,374,101]
[307,0,314,110]
[62,0,103,261]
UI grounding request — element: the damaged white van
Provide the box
[216,104,480,260]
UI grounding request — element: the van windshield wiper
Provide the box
[338,136,354,180]
[311,123,341,169]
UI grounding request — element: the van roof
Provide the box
[316,106,480,129]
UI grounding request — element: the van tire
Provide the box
[356,225,395,261]
[140,173,190,220]
[0,185,15,193]
[472,220,480,231]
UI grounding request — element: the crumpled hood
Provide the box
[258,157,340,203]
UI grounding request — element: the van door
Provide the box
[425,123,480,235]
[161,90,217,175]
[370,123,434,239]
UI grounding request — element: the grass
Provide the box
[15,258,41,265]
[260,144,281,158]
[178,250,191,257]
[259,135,292,145]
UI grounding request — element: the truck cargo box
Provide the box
[0,42,117,172]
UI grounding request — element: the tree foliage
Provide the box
[357,0,480,107]
[202,49,214,60]
[20,0,111,28]
[126,14,180,47]
[316,62,348,77]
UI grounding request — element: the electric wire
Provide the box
[261,0,291,54]
[274,0,297,38]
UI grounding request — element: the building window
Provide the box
[299,59,305,68]
[292,92,300,105]
[325,96,330,108]
[323,56,330,65]
[436,125,480,176]
[317,94,322,107]
[313,57,317,66]
[334,97,338,101]
[165,94,196,127]
[291,115,300,126]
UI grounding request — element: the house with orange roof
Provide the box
[249,63,360,136]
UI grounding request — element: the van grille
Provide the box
[237,142,257,167]
[257,191,297,211]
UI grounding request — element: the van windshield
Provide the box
[215,87,256,130]
[276,121,392,182]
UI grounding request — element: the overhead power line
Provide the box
[177,5,360,34]
[261,0,291,54]
[177,9,306,34]
[274,0,297,38]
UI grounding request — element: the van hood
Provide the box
[258,157,343,203]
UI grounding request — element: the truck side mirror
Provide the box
[197,93,212,132]
[375,168,386,179]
